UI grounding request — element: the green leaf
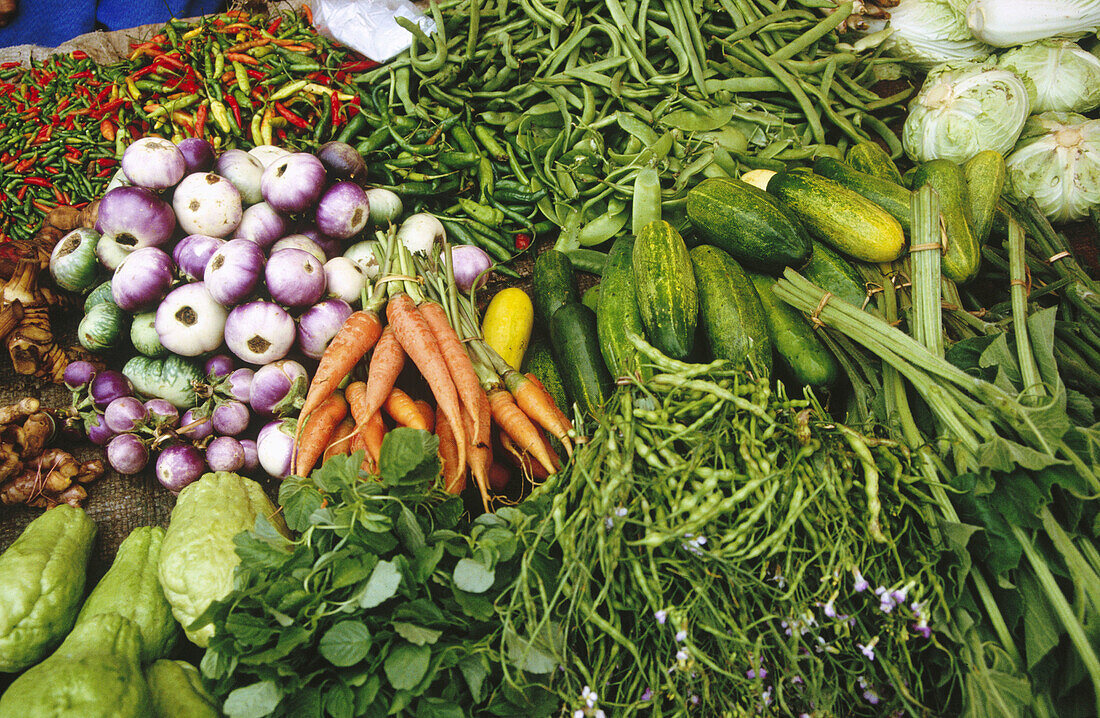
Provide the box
[281,687,322,718]
[234,531,292,570]
[331,554,375,590]
[200,648,230,680]
[239,625,312,664]
[975,437,1067,473]
[319,621,372,667]
[1019,571,1062,671]
[222,680,283,718]
[452,586,495,621]
[384,643,431,690]
[503,623,563,674]
[360,559,403,608]
[410,543,446,584]
[393,622,442,646]
[224,612,278,647]
[453,558,496,593]
[310,451,364,493]
[355,675,381,713]
[325,681,355,718]
[458,655,489,703]
[396,505,427,553]
[393,598,450,627]
[415,697,466,718]
[380,428,440,488]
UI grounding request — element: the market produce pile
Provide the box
[5,0,1100,717]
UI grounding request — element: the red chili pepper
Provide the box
[100,118,116,141]
[331,94,342,126]
[276,128,288,143]
[62,116,76,130]
[0,62,20,69]
[351,95,362,106]
[32,199,57,213]
[155,53,188,71]
[195,103,208,140]
[176,79,201,94]
[341,59,380,73]
[33,126,52,145]
[96,86,112,103]
[96,167,114,178]
[130,64,158,80]
[56,97,70,112]
[43,166,59,175]
[15,186,27,201]
[307,72,330,85]
[53,187,69,205]
[224,95,243,127]
[301,4,313,25]
[225,52,259,66]
[71,50,89,60]
[246,68,265,81]
[0,193,6,203]
[24,177,52,188]
[68,70,94,80]
[514,233,532,251]
[274,101,310,130]
[95,158,116,167]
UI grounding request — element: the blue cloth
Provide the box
[0,1,226,49]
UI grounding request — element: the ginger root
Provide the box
[0,397,40,426]
[0,447,99,508]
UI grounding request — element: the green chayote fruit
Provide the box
[146,659,221,718]
[0,613,152,717]
[75,526,178,663]
[158,472,289,647]
[0,505,96,672]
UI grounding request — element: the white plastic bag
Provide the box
[311,0,436,63]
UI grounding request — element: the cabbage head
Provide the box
[997,40,1100,114]
[883,0,993,67]
[1006,112,1100,223]
[902,61,1030,164]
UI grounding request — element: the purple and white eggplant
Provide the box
[103,396,148,433]
[211,401,250,436]
[144,398,180,429]
[343,240,381,279]
[248,144,291,168]
[249,359,307,416]
[156,444,206,494]
[107,434,150,475]
[63,360,97,390]
[176,137,215,174]
[240,438,259,472]
[270,234,327,264]
[315,181,370,240]
[204,238,265,306]
[112,247,175,312]
[89,370,132,408]
[224,300,296,365]
[155,282,228,357]
[224,367,254,403]
[173,172,243,238]
[95,234,135,271]
[121,137,186,191]
[204,354,235,378]
[234,202,287,250]
[265,248,326,307]
[178,408,214,441]
[365,188,403,226]
[84,413,114,446]
[448,245,493,292]
[297,227,341,260]
[257,419,296,479]
[323,257,366,305]
[316,141,368,185]
[96,186,176,249]
[214,149,265,205]
[396,212,445,255]
[261,152,327,214]
[173,234,225,280]
[206,436,246,472]
[297,298,352,360]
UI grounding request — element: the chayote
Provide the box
[75,525,178,663]
[158,471,289,647]
[0,504,96,672]
[146,659,222,717]
[0,613,153,717]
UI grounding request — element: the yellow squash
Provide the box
[481,287,534,370]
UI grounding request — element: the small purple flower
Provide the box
[675,649,689,662]
[858,637,878,661]
[792,676,804,686]
[605,517,615,530]
[818,597,837,619]
[615,506,628,517]
[675,630,687,642]
[690,695,700,706]
[892,585,909,605]
[863,689,882,705]
[771,566,787,589]
[853,568,869,592]
[875,586,896,614]
[747,667,768,680]
[655,609,668,624]
[913,619,932,639]
[641,688,653,701]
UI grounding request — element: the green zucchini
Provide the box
[813,157,913,233]
[549,302,613,417]
[633,220,698,359]
[521,337,571,414]
[748,272,837,388]
[685,177,811,272]
[963,150,1006,246]
[802,241,870,311]
[532,250,579,328]
[767,171,906,263]
[911,159,981,284]
[689,246,771,374]
[597,236,649,379]
[845,141,904,185]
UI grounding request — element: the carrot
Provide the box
[525,372,574,436]
[504,370,574,457]
[436,412,465,494]
[414,400,435,433]
[488,387,558,475]
[354,324,405,427]
[387,293,467,477]
[499,430,550,481]
[294,392,348,477]
[384,387,429,430]
[298,310,381,438]
[419,301,488,447]
[488,462,511,492]
[465,393,493,511]
[322,416,356,463]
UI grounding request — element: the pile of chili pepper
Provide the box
[337,0,915,270]
[0,52,140,243]
[120,8,377,151]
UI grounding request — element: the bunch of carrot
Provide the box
[291,231,574,511]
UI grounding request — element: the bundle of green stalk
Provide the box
[497,336,958,715]
[773,188,1100,716]
[346,0,912,268]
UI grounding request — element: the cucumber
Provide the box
[549,302,613,417]
[963,150,1006,245]
[802,241,869,311]
[532,250,579,328]
[596,236,648,379]
[689,245,771,374]
[582,284,601,313]
[521,337,571,413]
[767,171,906,263]
[686,177,811,272]
[813,157,913,233]
[911,159,981,285]
[845,140,904,185]
[748,272,837,388]
[633,220,698,359]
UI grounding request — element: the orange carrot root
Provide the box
[322,416,357,463]
[505,370,573,457]
[436,412,465,494]
[298,310,381,441]
[294,392,348,477]
[488,462,511,492]
[419,301,487,446]
[488,387,558,475]
[414,400,435,433]
[384,387,429,431]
